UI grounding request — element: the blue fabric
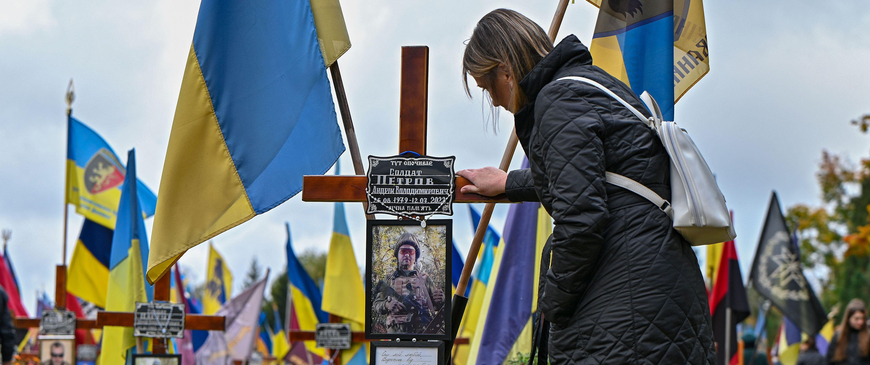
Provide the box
[619,13,675,120]
[451,240,470,297]
[107,150,153,301]
[286,223,329,323]
[476,190,541,364]
[259,312,273,352]
[67,117,157,216]
[79,218,113,267]
[192,0,344,213]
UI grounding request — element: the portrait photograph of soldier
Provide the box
[366,220,451,340]
[38,338,74,365]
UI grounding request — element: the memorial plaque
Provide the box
[315,323,352,349]
[366,155,455,217]
[370,341,443,365]
[133,302,185,338]
[39,310,76,336]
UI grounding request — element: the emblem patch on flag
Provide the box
[84,148,125,194]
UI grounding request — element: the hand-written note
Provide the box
[375,347,438,365]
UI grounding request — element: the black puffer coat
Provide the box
[504,35,716,364]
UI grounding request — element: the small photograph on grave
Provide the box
[38,336,74,365]
[131,354,181,365]
[366,219,451,340]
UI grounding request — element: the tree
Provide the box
[243,256,263,290]
[786,149,870,320]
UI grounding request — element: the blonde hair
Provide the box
[462,9,552,123]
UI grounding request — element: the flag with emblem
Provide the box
[587,0,709,120]
[203,243,233,315]
[749,192,827,335]
[66,116,157,229]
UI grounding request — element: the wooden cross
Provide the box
[298,46,507,364]
[13,266,99,334]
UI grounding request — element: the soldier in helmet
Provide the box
[373,232,445,334]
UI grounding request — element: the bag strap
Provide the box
[556,76,674,219]
[557,76,655,128]
[605,172,674,219]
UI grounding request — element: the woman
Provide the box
[827,299,870,365]
[456,9,716,364]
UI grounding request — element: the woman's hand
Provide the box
[457,167,507,197]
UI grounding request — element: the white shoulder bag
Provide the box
[558,76,736,246]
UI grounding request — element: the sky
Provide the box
[0,0,868,315]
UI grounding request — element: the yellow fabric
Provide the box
[706,242,724,288]
[820,319,835,341]
[147,45,255,284]
[204,243,233,315]
[67,240,109,308]
[321,231,365,324]
[673,0,709,102]
[272,329,291,360]
[467,237,507,363]
[589,36,630,87]
[289,286,326,357]
[310,0,351,67]
[100,239,149,365]
[452,279,488,365]
[66,161,123,229]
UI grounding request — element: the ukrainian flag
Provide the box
[257,312,273,356]
[454,206,502,365]
[67,219,113,308]
[147,0,346,284]
[321,164,367,363]
[285,223,327,359]
[203,243,233,315]
[99,149,154,365]
[588,0,676,119]
[67,116,157,229]
[271,304,291,360]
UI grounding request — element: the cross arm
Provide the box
[95,312,226,331]
[287,330,469,345]
[13,317,99,329]
[301,176,509,203]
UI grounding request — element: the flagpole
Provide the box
[454,0,569,303]
[725,307,732,363]
[63,79,74,266]
[328,61,374,220]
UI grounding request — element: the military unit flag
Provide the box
[203,243,233,315]
[749,192,827,336]
[587,0,709,120]
[146,0,346,284]
[709,238,750,365]
[66,116,157,229]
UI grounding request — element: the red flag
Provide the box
[709,239,750,365]
[0,253,27,317]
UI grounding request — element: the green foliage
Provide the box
[787,148,870,319]
[370,225,447,290]
[297,249,328,286]
[261,250,329,330]
[243,256,263,290]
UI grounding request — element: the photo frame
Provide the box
[39,335,74,365]
[131,354,181,365]
[366,219,452,340]
[370,340,444,365]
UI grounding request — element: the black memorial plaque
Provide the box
[39,310,76,336]
[366,155,455,217]
[133,302,185,338]
[315,323,352,349]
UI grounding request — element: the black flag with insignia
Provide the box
[749,192,827,335]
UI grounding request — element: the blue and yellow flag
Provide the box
[321,163,366,362]
[588,0,676,120]
[203,243,233,315]
[470,196,552,364]
[257,312,273,355]
[67,218,113,308]
[286,223,327,359]
[67,116,157,229]
[271,304,291,360]
[146,0,346,283]
[100,149,154,365]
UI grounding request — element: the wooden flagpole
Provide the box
[63,79,74,267]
